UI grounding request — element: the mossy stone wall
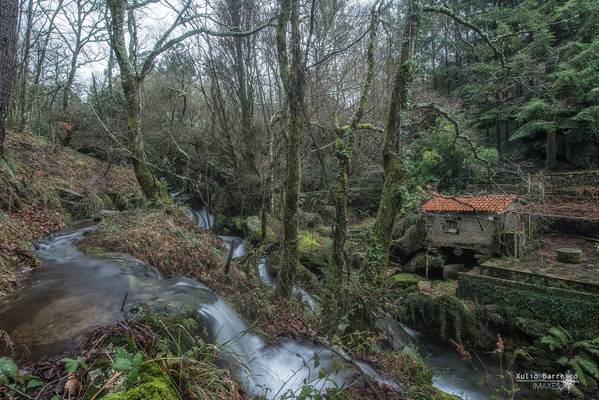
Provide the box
[457,272,599,338]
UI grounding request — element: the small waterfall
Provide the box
[194,208,215,229]
[258,258,275,287]
[256,258,317,311]
[219,235,247,259]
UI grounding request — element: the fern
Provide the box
[541,327,599,387]
[509,121,556,141]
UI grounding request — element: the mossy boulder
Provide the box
[404,251,444,274]
[298,210,323,229]
[298,230,331,272]
[243,214,278,244]
[262,257,320,291]
[347,217,376,241]
[393,223,426,261]
[389,273,424,288]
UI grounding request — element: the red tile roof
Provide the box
[421,194,517,213]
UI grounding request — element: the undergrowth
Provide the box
[1,314,242,400]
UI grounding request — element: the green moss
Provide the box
[389,273,424,288]
[100,376,177,400]
[298,231,319,251]
[458,273,599,339]
[78,244,108,257]
[406,290,493,346]
[244,214,277,243]
[406,385,460,400]
[297,230,331,271]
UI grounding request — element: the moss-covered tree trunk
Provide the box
[107,0,168,203]
[327,8,378,301]
[0,0,22,208]
[372,0,420,268]
[124,77,167,202]
[358,0,420,327]
[275,0,304,299]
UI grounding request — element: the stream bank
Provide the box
[0,208,405,399]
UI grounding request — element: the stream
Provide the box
[0,217,392,399]
[0,206,510,399]
[188,206,514,399]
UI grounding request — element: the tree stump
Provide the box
[556,248,583,264]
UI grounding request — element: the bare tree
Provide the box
[28,0,65,123]
[106,0,272,201]
[17,0,34,131]
[56,0,105,127]
[326,4,379,304]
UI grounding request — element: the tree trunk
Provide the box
[62,51,79,115]
[0,0,22,209]
[372,0,420,269]
[327,7,378,302]
[28,0,62,124]
[123,76,167,202]
[546,129,557,168]
[0,0,19,158]
[275,0,304,299]
[107,0,168,203]
[18,0,34,131]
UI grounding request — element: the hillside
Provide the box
[0,130,142,296]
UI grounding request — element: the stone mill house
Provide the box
[420,193,526,260]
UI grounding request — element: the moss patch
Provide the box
[458,272,599,339]
[389,273,424,288]
[298,230,331,271]
[101,376,177,400]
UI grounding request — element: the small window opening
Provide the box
[442,218,460,234]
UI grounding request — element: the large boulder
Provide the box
[404,251,444,274]
[393,223,426,261]
[556,248,583,264]
[298,230,331,273]
[299,210,323,229]
[242,214,278,244]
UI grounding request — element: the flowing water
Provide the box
[0,220,392,399]
[0,203,515,399]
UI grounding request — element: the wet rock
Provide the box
[100,209,121,217]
